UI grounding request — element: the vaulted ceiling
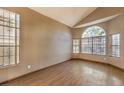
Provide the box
[29,7,97,27]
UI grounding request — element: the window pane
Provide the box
[10,37,15,45]
[10,47,15,56]
[73,39,79,45]
[17,29,20,45]
[4,27,9,36]
[4,10,9,19]
[4,56,9,66]
[10,28,15,37]
[81,38,93,54]
[92,36,106,55]
[10,56,15,65]
[10,12,16,27]
[0,21,3,25]
[17,47,19,64]
[112,34,120,57]
[0,26,3,45]
[4,37,9,45]
[4,10,9,26]
[16,14,20,28]
[4,47,9,56]
[0,9,3,18]
[73,47,75,53]
[73,39,79,53]
[112,46,120,57]
[0,9,3,24]
[0,26,3,36]
[73,46,79,53]
[0,47,3,56]
[0,57,3,65]
[82,26,105,38]
[75,46,79,53]
[112,34,120,45]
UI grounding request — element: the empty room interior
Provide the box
[0,7,124,86]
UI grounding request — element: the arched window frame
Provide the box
[81,26,106,55]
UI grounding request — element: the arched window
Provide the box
[81,26,106,55]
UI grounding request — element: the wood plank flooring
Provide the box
[1,59,124,86]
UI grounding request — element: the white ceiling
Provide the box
[29,7,97,27]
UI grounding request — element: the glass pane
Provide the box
[10,47,15,56]
[0,57,3,65]
[73,39,79,45]
[10,55,15,65]
[112,34,120,57]
[16,14,20,28]
[4,22,9,26]
[0,38,3,45]
[73,46,79,53]
[0,9,3,18]
[92,36,106,55]
[4,47,9,56]
[75,46,79,53]
[4,38,9,45]
[4,10,10,26]
[10,12,15,20]
[73,47,75,53]
[10,28,15,36]
[4,10,9,19]
[10,12,15,27]
[82,26,105,38]
[4,27,9,36]
[73,39,79,53]
[112,46,120,57]
[0,26,3,36]
[17,37,19,45]
[0,47,3,56]
[17,29,20,36]
[0,8,3,25]
[0,21,3,25]
[112,34,120,45]
[81,38,93,54]
[17,29,19,44]
[17,47,19,64]
[4,56,9,66]
[10,37,15,45]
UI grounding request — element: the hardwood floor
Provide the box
[1,59,124,86]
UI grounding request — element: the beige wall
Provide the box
[0,7,72,83]
[72,7,124,70]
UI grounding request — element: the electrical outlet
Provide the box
[27,65,31,69]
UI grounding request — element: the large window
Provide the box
[73,39,80,53]
[0,8,20,67]
[81,26,106,55]
[111,34,120,57]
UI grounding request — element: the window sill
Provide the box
[0,64,19,69]
[109,56,120,60]
[80,53,106,56]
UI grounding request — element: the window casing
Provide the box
[0,8,20,67]
[81,26,106,55]
[111,34,120,57]
[73,39,80,53]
